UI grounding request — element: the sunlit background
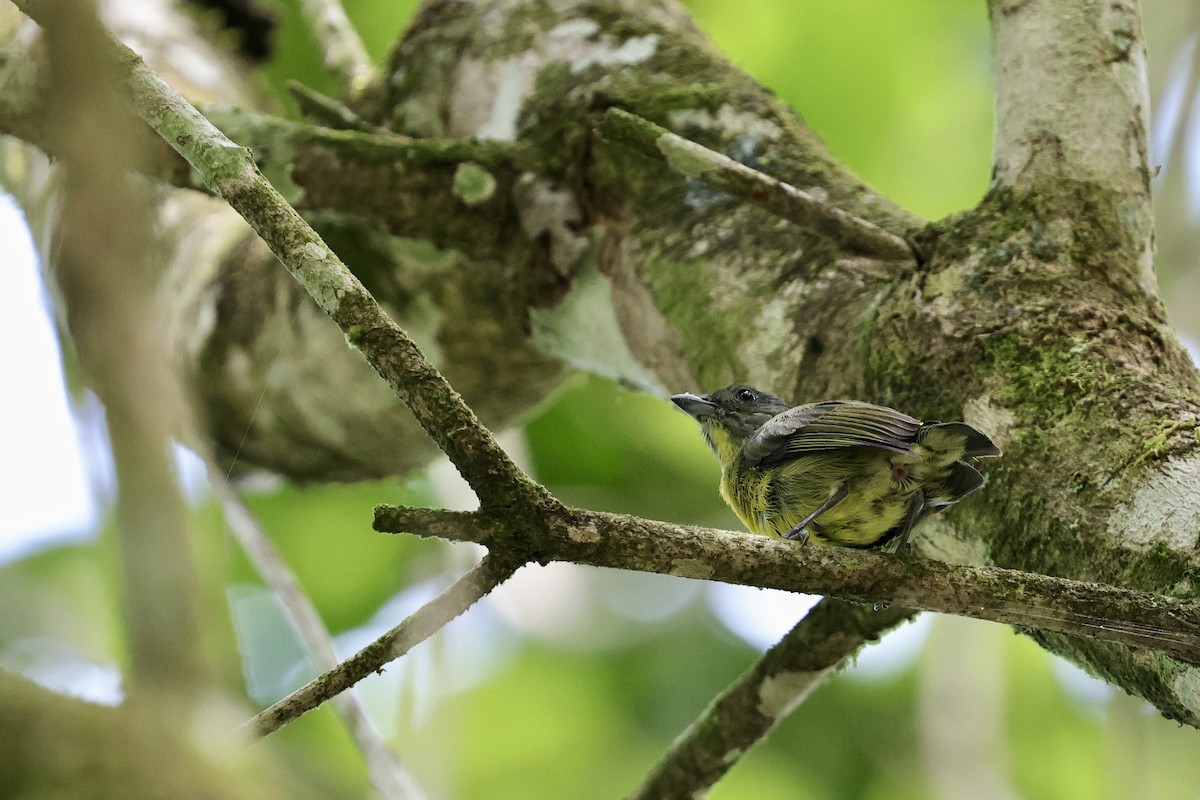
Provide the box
[3,1,1200,798]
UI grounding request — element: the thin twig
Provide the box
[13,0,539,513]
[598,108,915,261]
[207,468,427,800]
[374,505,1200,665]
[297,0,372,92]
[628,599,916,799]
[241,552,522,738]
[286,80,378,131]
[199,107,516,168]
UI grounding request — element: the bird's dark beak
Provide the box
[671,392,717,420]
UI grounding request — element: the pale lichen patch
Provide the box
[303,241,328,261]
[1106,454,1200,550]
[546,18,599,40]
[924,251,988,337]
[658,135,716,179]
[545,19,658,74]
[531,259,666,392]
[670,106,783,142]
[451,19,659,142]
[963,394,1017,452]
[1170,667,1200,712]
[915,516,992,565]
[299,242,355,312]
[568,520,602,543]
[453,162,498,206]
[515,173,589,275]
[737,282,806,392]
[719,746,746,768]
[464,56,537,141]
[757,670,818,718]
[669,558,714,579]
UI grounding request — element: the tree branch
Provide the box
[286,80,379,131]
[241,552,521,738]
[297,0,372,92]
[628,599,916,800]
[12,0,540,513]
[208,469,427,799]
[40,0,206,694]
[375,504,1200,665]
[988,0,1154,287]
[598,108,915,261]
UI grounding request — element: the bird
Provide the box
[670,384,1001,552]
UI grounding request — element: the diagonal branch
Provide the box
[208,469,427,799]
[375,505,1200,665]
[297,0,372,92]
[12,0,541,514]
[241,552,522,738]
[598,108,916,261]
[628,599,916,800]
[286,81,379,131]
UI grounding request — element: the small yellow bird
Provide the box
[671,384,1000,552]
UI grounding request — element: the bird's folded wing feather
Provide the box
[742,401,923,468]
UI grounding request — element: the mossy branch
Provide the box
[286,80,379,131]
[199,107,517,169]
[374,504,1200,665]
[242,553,521,738]
[598,108,916,261]
[628,599,917,800]
[209,468,426,798]
[13,0,535,513]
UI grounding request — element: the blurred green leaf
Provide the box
[681,0,992,219]
[525,375,737,527]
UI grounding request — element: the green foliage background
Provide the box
[4,1,1200,798]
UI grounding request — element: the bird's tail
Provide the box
[917,422,1002,461]
[924,460,986,511]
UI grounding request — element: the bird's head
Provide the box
[670,384,790,465]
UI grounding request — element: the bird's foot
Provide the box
[783,526,810,545]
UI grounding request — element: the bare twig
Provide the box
[628,599,916,799]
[198,108,516,169]
[241,552,521,738]
[208,469,427,800]
[598,108,916,261]
[375,505,1200,665]
[297,0,372,92]
[286,80,378,131]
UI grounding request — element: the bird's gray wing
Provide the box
[742,401,923,468]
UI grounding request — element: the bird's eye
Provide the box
[735,388,756,403]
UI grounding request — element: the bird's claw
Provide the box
[783,526,810,546]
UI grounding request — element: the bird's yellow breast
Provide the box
[718,448,916,547]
